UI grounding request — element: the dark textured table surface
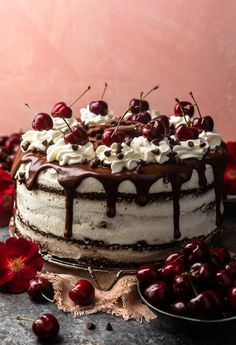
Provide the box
[1,208,236,345]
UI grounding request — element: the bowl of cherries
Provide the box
[137,238,236,332]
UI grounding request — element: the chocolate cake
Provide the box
[10,91,227,267]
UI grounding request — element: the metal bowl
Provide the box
[138,282,236,333]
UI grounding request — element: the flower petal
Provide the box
[5,271,29,294]
[21,265,37,280]
[0,268,14,285]
[5,237,39,261]
[26,253,43,272]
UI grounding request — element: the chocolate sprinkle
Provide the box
[117,153,124,160]
[200,141,206,148]
[72,144,78,151]
[104,150,111,157]
[22,141,30,151]
[188,141,194,148]
[105,322,113,331]
[151,139,160,146]
[151,148,160,155]
[49,140,54,146]
[86,322,96,330]
[125,138,132,146]
[42,140,48,146]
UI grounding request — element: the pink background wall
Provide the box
[0,0,235,140]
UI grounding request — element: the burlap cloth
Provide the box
[39,261,156,322]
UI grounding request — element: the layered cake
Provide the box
[10,88,227,267]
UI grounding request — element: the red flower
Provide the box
[0,169,14,226]
[0,237,43,293]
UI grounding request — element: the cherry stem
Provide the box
[101,82,108,100]
[24,103,32,110]
[41,293,55,303]
[143,85,159,99]
[16,316,34,322]
[139,92,144,115]
[69,86,91,107]
[62,118,73,132]
[175,98,189,126]
[114,107,131,133]
[189,91,202,118]
[184,273,198,297]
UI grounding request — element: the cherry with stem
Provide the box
[189,91,202,118]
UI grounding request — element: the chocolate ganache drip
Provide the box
[12,142,227,241]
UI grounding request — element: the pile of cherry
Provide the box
[0,133,21,171]
[137,238,236,320]
[18,277,95,341]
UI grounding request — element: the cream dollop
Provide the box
[131,136,171,164]
[199,130,221,149]
[46,137,95,166]
[21,130,62,153]
[169,115,191,128]
[96,142,139,174]
[173,138,209,160]
[53,117,79,132]
[80,106,115,126]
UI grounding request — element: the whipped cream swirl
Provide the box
[46,138,95,166]
[199,130,221,149]
[21,130,62,153]
[53,117,79,132]
[173,138,209,160]
[80,106,115,126]
[169,115,191,128]
[96,142,139,174]
[131,136,171,164]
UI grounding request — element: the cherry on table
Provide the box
[32,113,53,131]
[27,277,54,302]
[32,313,60,341]
[141,119,165,141]
[102,128,125,146]
[214,269,234,294]
[227,287,236,312]
[51,101,72,118]
[136,263,159,285]
[190,262,215,287]
[174,124,199,141]
[188,290,223,319]
[69,279,95,306]
[64,125,89,145]
[174,101,194,117]
[172,274,192,300]
[225,260,236,279]
[144,281,169,308]
[165,252,184,265]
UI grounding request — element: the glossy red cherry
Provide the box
[32,113,53,131]
[174,101,194,117]
[210,247,231,268]
[0,147,8,161]
[161,261,183,282]
[214,269,234,294]
[136,263,159,285]
[190,262,215,286]
[172,274,192,300]
[183,238,209,263]
[4,133,21,151]
[64,125,88,145]
[144,281,169,308]
[128,111,151,124]
[51,101,72,118]
[141,120,165,141]
[174,124,199,141]
[102,128,125,146]
[188,290,223,319]
[0,136,8,146]
[32,313,60,341]
[225,260,236,279]
[89,100,108,116]
[170,301,188,316]
[153,115,170,129]
[27,277,54,302]
[165,252,184,265]
[129,98,149,114]
[227,287,236,312]
[192,116,214,132]
[69,279,95,306]
[0,162,10,170]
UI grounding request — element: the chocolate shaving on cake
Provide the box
[22,141,30,151]
[49,140,54,146]
[125,138,132,146]
[188,141,194,147]
[151,148,160,155]
[104,150,111,157]
[90,158,100,168]
[42,140,48,146]
[151,139,160,146]
[117,153,124,160]
[200,141,206,148]
[116,143,122,154]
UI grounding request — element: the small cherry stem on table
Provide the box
[69,85,91,107]
[41,293,55,303]
[16,316,34,322]
[143,85,159,99]
[175,98,189,125]
[189,91,202,118]
[101,82,108,100]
